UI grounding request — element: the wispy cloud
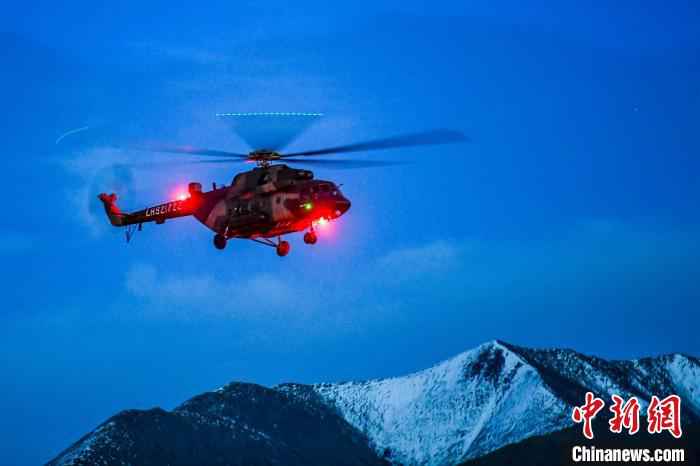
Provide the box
[122,239,462,320]
[118,220,700,356]
[124,263,307,320]
[375,240,461,284]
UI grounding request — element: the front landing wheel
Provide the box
[276,240,290,257]
[303,231,318,245]
[213,234,227,250]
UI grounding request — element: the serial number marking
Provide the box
[145,200,184,217]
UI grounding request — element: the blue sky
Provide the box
[2,1,699,464]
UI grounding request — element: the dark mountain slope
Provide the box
[48,382,387,466]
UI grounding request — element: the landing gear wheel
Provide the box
[276,240,290,257]
[303,231,318,245]
[213,234,227,250]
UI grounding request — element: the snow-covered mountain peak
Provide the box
[311,342,699,466]
[312,341,569,465]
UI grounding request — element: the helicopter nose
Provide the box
[335,198,351,215]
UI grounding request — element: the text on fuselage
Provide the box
[145,200,184,217]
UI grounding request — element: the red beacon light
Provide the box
[172,186,192,201]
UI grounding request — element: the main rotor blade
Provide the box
[97,158,249,169]
[182,158,251,165]
[179,158,403,169]
[134,144,249,158]
[217,112,322,152]
[282,158,407,169]
[283,129,468,157]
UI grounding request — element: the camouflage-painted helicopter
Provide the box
[98,114,466,256]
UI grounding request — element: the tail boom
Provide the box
[98,193,196,227]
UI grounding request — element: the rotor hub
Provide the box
[248,149,282,167]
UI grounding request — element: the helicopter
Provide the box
[97,114,467,256]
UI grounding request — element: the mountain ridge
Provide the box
[287,340,699,464]
[48,340,699,466]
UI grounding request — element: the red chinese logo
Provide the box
[572,393,683,439]
[647,395,683,439]
[572,392,605,439]
[609,395,640,435]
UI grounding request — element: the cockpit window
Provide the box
[320,184,330,193]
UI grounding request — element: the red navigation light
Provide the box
[171,186,190,201]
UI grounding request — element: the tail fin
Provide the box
[98,193,126,226]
